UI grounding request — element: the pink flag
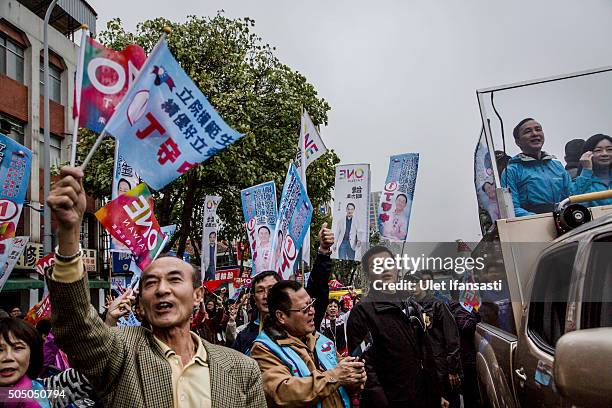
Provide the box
[76,36,146,133]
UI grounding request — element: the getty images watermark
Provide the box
[370,254,504,292]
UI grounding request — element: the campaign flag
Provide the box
[241,182,277,276]
[295,110,327,170]
[332,164,371,261]
[474,130,500,233]
[161,224,177,242]
[35,253,55,276]
[24,295,51,326]
[95,183,166,271]
[201,196,222,281]
[77,36,146,133]
[0,134,32,242]
[272,163,313,280]
[0,236,29,291]
[295,110,327,265]
[378,153,419,242]
[111,142,142,255]
[104,40,243,190]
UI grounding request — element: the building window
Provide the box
[0,35,25,83]
[0,113,25,145]
[39,63,62,103]
[38,134,62,168]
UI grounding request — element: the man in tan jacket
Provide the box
[46,166,265,407]
[251,280,366,407]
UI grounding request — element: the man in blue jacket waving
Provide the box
[501,118,571,217]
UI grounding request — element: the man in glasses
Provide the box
[252,280,366,407]
[231,223,335,355]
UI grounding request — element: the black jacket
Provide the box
[417,294,462,383]
[233,252,332,354]
[347,296,441,407]
[305,251,332,330]
[448,301,481,369]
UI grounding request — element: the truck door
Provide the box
[513,242,579,408]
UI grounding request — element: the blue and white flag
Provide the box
[0,134,32,244]
[378,153,419,242]
[105,40,243,190]
[272,163,313,280]
[241,182,277,276]
[0,236,29,291]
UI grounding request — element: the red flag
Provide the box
[24,296,51,326]
[35,253,55,276]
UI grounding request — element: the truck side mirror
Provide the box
[554,328,612,407]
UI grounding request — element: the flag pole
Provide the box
[70,25,88,167]
[79,26,172,171]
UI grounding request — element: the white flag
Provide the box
[295,110,327,265]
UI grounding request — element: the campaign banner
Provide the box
[77,36,146,133]
[0,236,29,291]
[378,153,419,242]
[332,164,370,261]
[295,110,327,265]
[474,131,500,233]
[0,134,32,242]
[111,142,142,254]
[201,196,222,281]
[95,183,166,271]
[241,181,277,275]
[272,163,313,280]
[105,40,243,190]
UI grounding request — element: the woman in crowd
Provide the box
[320,299,349,356]
[192,298,229,345]
[0,317,97,407]
[0,317,49,406]
[573,134,612,207]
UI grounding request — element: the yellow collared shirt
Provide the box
[154,332,212,408]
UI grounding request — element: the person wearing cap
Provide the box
[501,118,571,217]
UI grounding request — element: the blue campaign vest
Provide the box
[255,331,351,408]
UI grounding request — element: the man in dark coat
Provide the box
[448,300,482,408]
[347,246,446,408]
[412,271,462,408]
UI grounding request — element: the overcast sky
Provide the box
[90,0,612,242]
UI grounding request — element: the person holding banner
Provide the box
[45,166,266,407]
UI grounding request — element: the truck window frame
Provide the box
[581,234,612,330]
[527,242,578,355]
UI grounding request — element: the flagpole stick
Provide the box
[70,25,88,167]
[80,130,107,170]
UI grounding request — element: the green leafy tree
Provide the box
[77,14,339,264]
